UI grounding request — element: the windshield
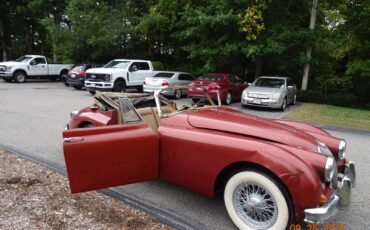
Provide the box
[16,56,33,63]
[71,65,86,71]
[198,75,224,81]
[153,72,174,78]
[253,78,285,88]
[103,60,130,69]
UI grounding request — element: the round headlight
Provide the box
[338,139,346,160]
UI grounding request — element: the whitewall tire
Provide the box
[224,171,291,230]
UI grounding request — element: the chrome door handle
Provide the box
[64,137,84,143]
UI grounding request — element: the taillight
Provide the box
[162,80,169,87]
[68,70,71,74]
[77,70,86,76]
[209,84,220,90]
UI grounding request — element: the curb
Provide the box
[0,143,206,230]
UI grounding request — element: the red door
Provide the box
[63,122,159,193]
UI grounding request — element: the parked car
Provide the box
[241,76,297,110]
[143,71,195,99]
[84,59,155,95]
[65,64,102,89]
[188,73,247,105]
[63,86,355,230]
[0,55,73,83]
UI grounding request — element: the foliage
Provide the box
[0,0,369,107]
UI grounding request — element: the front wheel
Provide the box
[280,98,287,111]
[73,85,83,90]
[89,91,96,95]
[224,170,292,230]
[113,80,126,92]
[14,71,27,83]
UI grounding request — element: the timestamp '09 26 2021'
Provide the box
[290,223,346,230]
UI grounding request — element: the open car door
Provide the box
[63,97,159,193]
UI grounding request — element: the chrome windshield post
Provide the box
[216,90,222,106]
[154,90,162,117]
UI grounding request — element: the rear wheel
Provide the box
[174,89,182,99]
[113,79,126,92]
[225,92,232,105]
[60,70,68,82]
[13,71,27,83]
[224,170,292,230]
[89,91,96,95]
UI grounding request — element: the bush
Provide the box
[152,61,165,70]
[296,90,325,103]
[327,93,357,107]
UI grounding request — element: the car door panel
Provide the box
[63,122,159,193]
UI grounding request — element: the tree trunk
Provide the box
[301,0,318,90]
[254,56,262,80]
[0,17,7,61]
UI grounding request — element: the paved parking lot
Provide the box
[0,80,369,229]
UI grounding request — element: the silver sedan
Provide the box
[143,71,194,99]
[241,76,297,110]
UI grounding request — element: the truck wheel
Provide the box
[89,91,96,95]
[224,170,293,230]
[113,80,126,92]
[14,71,27,83]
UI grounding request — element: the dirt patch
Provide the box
[0,149,172,230]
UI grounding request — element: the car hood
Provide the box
[86,68,127,74]
[244,86,282,94]
[187,107,319,152]
[0,61,20,67]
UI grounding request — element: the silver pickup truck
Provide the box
[0,55,73,83]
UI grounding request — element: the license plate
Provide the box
[90,83,95,87]
[196,87,203,90]
[253,99,262,104]
[71,74,76,78]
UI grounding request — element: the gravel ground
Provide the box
[0,149,171,230]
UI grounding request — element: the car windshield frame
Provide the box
[103,60,130,69]
[15,56,33,63]
[253,78,286,88]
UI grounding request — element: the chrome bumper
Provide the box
[304,161,356,224]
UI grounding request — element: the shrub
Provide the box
[296,90,325,103]
[327,93,357,107]
[152,61,165,70]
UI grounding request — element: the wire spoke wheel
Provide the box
[233,183,278,229]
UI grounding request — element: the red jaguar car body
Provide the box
[188,73,246,104]
[63,91,355,228]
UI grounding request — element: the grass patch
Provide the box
[284,103,370,131]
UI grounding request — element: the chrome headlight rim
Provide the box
[324,157,335,182]
[338,139,346,160]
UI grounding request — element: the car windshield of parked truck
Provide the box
[103,61,130,69]
[198,75,224,81]
[15,56,33,63]
[253,78,285,88]
[153,72,174,78]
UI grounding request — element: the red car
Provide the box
[63,88,355,230]
[188,73,247,105]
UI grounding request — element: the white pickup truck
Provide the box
[0,55,73,83]
[84,59,154,95]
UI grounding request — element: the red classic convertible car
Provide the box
[63,87,355,230]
